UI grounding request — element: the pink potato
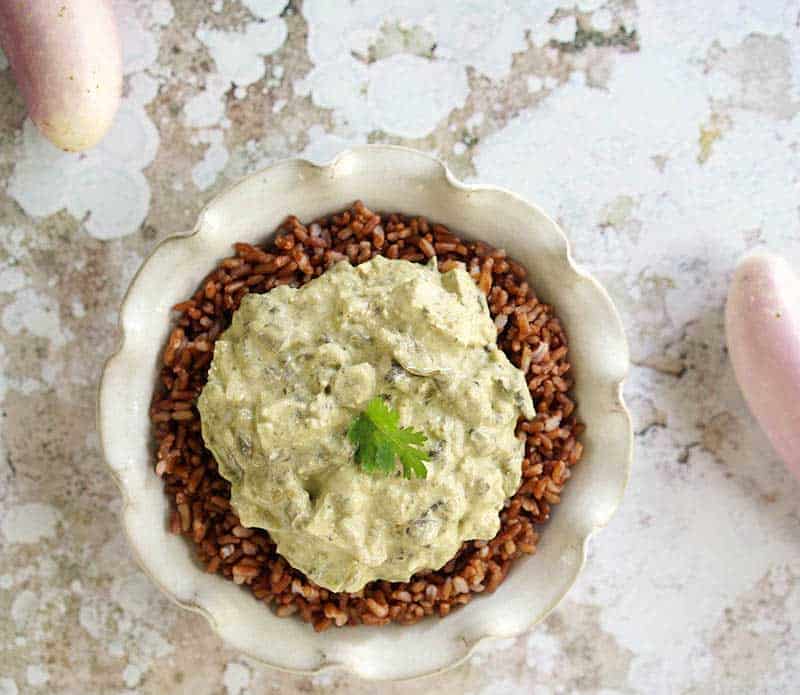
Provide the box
[0,0,122,151]
[726,251,800,475]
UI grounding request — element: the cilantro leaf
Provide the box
[347,397,429,479]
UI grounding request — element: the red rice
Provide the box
[150,201,584,630]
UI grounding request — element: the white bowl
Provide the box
[99,145,632,680]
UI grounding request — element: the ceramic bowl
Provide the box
[99,145,632,680]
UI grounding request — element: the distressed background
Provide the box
[1,1,800,694]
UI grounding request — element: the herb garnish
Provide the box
[347,397,429,479]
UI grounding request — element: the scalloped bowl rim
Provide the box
[98,145,632,681]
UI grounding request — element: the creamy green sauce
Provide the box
[198,256,534,592]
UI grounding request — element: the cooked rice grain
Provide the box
[151,201,584,630]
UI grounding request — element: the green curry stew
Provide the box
[198,256,535,592]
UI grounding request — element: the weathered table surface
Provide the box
[1,2,799,693]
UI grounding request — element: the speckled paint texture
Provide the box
[0,1,799,693]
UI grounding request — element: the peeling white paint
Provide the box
[71,299,86,319]
[187,9,288,190]
[25,665,48,688]
[297,52,469,139]
[79,592,174,672]
[2,287,71,347]
[149,0,175,25]
[10,590,37,630]
[591,8,614,32]
[1,503,61,544]
[192,130,230,190]
[550,15,577,43]
[577,0,606,11]
[197,19,287,87]
[309,670,335,689]
[466,112,484,129]
[468,677,519,695]
[299,126,365,165]
[304,1,565,79]
[298,0,578,139]
[110,572,166,622]
[369,54,469,138]
[242,0,287,19]
[470,636,518,666]
[74,538,177,678]
[0,266,28,294]
[184,75,230,128]
[527,75,543,92]
[113,0,158,74]
[223,662,251,695]
[524,628,560,675]
[122,664,142,688]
